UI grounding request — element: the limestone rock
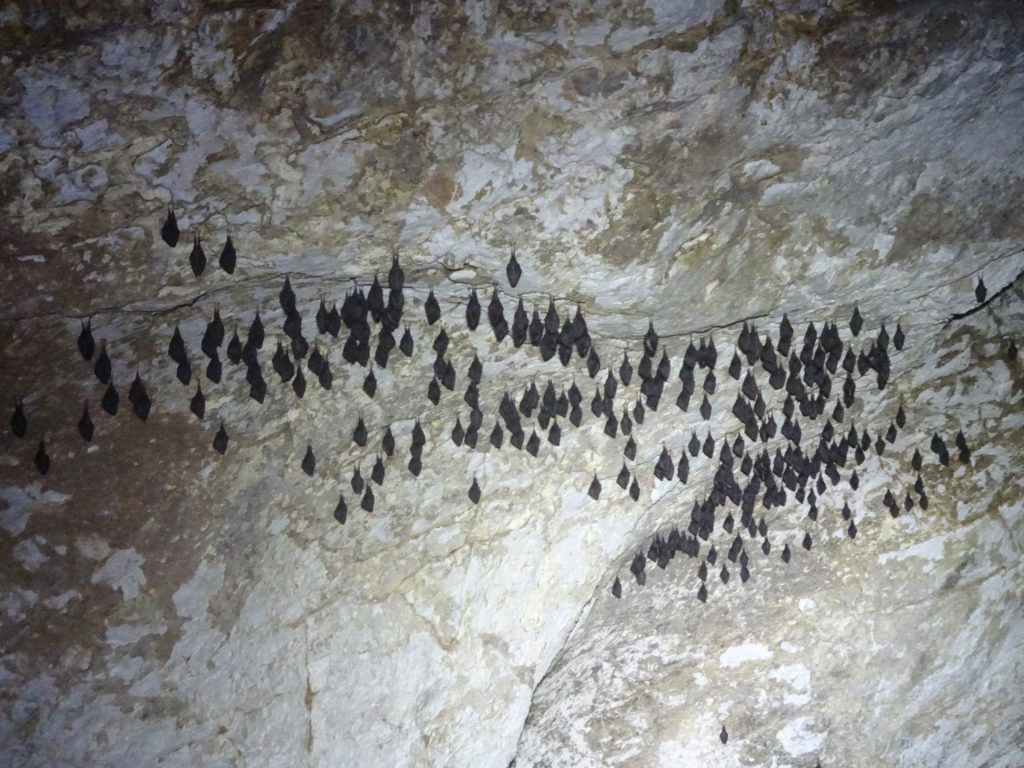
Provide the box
[0,2,1022,768]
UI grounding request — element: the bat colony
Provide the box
[9,209,997,566]
[7,209,1006,757]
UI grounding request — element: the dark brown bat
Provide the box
[10,401,26,438]
[301,444,316,476]
[102,381,119,416]
[506,246,522,287]
[466,288,481,330]
[34,439,50,475]
[94,341,112,384]
[160,207,179,247]
[333,495,348,525]
[128,372,151,421]
[78,318,95,360]
[213,422,229,454]
[219,234,236,274]
[189,233,206,276]
[425,288,441,325]
[78,402,94,441]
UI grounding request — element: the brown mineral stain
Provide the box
[424,165,456,209]
[566,67,601,99]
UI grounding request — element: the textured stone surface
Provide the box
[516,298,1024,767]
[0,1,1022,767]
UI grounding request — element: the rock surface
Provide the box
[0,1,1022,767]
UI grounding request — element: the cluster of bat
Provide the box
[6,214,998,567]
[606,306,978,604]
[9,321,155,476]
[160,207,238,276]
[0,205,1008,768]
[608,296,999,605]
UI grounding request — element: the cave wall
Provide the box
[1,1,1022,766]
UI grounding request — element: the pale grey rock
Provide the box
[0,2,1022,768]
